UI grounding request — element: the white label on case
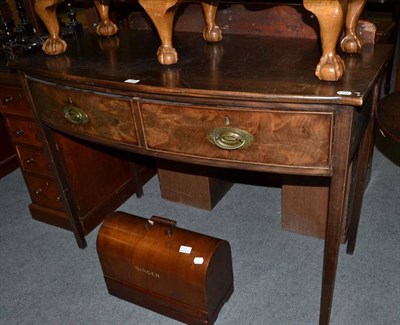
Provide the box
[179,245,192,254]
[193,257,204,265]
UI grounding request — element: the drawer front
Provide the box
[0,86,30,115]
[6,116,42,146]
[140,102,332,169]
[25,175,64,211]
[27,79,139,145]
[15,145,52,176]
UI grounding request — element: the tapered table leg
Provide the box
[319,108,353,324]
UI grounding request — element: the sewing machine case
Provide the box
[96,211,233,324]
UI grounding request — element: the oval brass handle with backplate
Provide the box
[64,105,89,125]
[208,127,254,150]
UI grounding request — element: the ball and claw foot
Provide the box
[203,26,222,43]
[157,46,178,65]
[96,21,118,37]
[42,37,68,55]
[340,32,364,53]
[315,53,345,81]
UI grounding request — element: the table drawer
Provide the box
[0,86,30,115]
[27,79,139,145]
[25,174,64,211]
[6,115,42,146]
[140,102,332,169]
[15,145,52,176]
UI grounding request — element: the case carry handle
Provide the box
[145,215,177,236]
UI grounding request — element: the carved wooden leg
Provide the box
[93,0,118,37]
[340,0,366,53]
[138,0,180,65]
[35,0,67,55]
[303,0,347,81]
[201,0,222,42]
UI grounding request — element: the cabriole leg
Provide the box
[94,0,118,36]
[303,0,347,81]
[35,0,67,55]
[201,0,222,42]
[138,0,180,65]
[341,0,367,53]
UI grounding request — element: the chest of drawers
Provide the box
[0,79,69,228]
[0,70,155,240]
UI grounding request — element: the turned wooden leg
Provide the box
[303,0,347,81]
[138,0,180,65]
[35,0,67,55]
[94,0,118,37]
[201,0,222,42]
[340,0,366,53]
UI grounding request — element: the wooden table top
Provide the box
[11,29,393,106]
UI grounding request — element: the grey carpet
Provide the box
[0,133,399,325]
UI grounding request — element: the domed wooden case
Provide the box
[96,211,233,324]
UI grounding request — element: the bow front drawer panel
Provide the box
[140,101,333,172]
[27,78,139,145]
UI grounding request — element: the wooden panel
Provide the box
[15,144,52,176]
[282,176,330,240]
[29,203,71,231]
[52,131,137,218]
[129,2,320,39]
[6,115,41,146]
[0,85,30,116]
[140,101,333,170]
[157,160,233,210]
[24,174,65,211]
[27,79,139,145]
[0,113,18,178]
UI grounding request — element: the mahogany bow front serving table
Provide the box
[12,28,391,324]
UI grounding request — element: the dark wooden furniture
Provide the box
[0,110,18,179]
[376,91,400,144]
[97,212,233,324]
[0,63,19,179]
[0,67,68,223]
[34,0,368,81]
[366,0,400,93]
[0,59,155,237]
[12,26,392,324]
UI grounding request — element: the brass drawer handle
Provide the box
[3,96,14,105]
[208,127,254,150]
[25,157,35,164]
[64,105,89,125]
[35,188,43,195]
[15,129,24,137]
